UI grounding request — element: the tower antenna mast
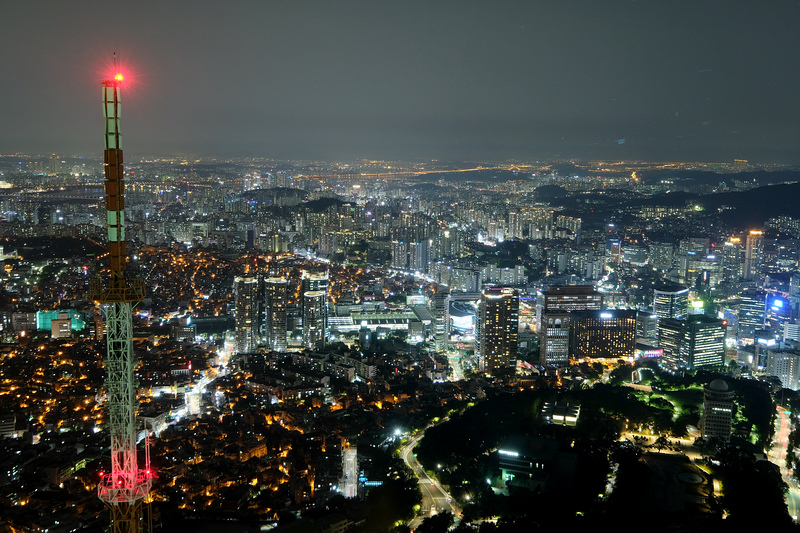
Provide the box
[91,59,151,533]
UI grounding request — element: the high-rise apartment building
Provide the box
[302,270,329,341]
[507,212,523,240]
[303,290,327,351]
[434,229,465,259]
[555,215,582,234]
[476,287,519,375]
[318,234,338,258]
[450,268,480,292]
[392,240,430,272]
[537,285,603,367]
[234,276,259,354]
[264,277,288,352]
[408,240,429,273]
[391,241,408,270]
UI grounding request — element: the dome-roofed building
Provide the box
[699,379,734,442]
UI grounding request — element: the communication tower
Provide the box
[90,71,152,533]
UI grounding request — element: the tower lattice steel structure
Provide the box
[90,73,151,533]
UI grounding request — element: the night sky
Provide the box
[2,1,799,163]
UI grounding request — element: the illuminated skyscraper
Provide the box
[790,274,800,298]
[234,276,258,353]
[507,211,522,240]
[658,314,726,370]
[722,237,743,283]
[738,288,765,342]
[569,309,637,361]
[432,286,450,354]
[765,293,795,333]
[476,286,519,375]
[743,230,764,282]
[301,269,329,295]
[537,285,603,367]
[409,240,429,273]
[609,240,622,264]
[303,290,327,351]
[301,270,329,341]
[264,277,288,352]
[653,282,689,323]
[635,311,659,342]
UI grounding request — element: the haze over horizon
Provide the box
[2,1,799,164]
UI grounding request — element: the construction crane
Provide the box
[91,70,151,533]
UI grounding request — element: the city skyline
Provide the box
[4,3,800,529]
[2,1,800,164]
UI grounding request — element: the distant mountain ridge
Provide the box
[557,182,800,231]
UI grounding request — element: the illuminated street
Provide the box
[400,428,462,529]
[772,406,800,521]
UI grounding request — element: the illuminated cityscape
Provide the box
[1,148,800,530]
[3,2,800,532]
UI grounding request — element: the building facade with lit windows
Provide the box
[699,379,733,442]
[743,230,764,282]
[765,350,800,390]
[341,443,358,499]
[476,286,519,375]
[537,285,603,367]
[648,242,675,272]
[738,288,765,342]
[265,277,288,352]
[432,287,450,353]
[652,282,689,323]
[303,290,327,351]
[234,276,259,354]
[635,310,659,341]
[722,237,743,283]
[497,436,577,492]
[658,314,726,370]
[301,270,329,341]
[569,309,637,361]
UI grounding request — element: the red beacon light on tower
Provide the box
[114,73,124,82]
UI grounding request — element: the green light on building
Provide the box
[36,310,85,331]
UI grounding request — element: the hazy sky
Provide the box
[2,1,799,163]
